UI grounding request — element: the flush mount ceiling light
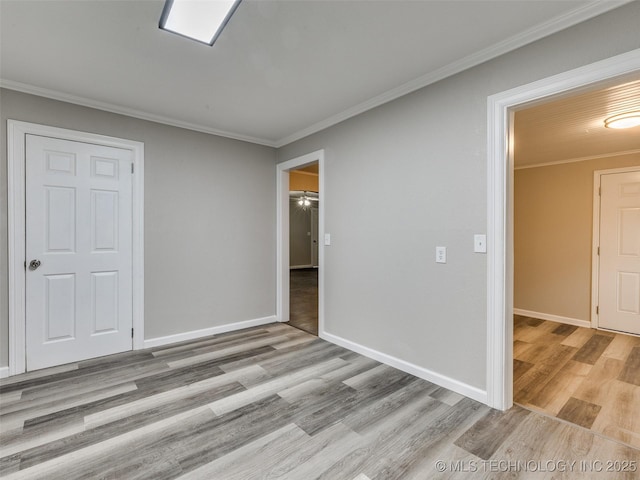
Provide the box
[604,111,640,129]
[159,0,242,46]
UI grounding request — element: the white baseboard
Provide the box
[0,366,9,379]
[513,308,591,329]
[320,331,488,405]
[143,315,277,349]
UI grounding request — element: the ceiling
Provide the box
[514,77,640,168]
[296,164,319,175]
[0,1,632,147]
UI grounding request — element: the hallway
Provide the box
[288,268,318,336]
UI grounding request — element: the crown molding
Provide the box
[0,79,277,148]
[1,1,632,150]
[515,148,640,170]
[274,0,634,147]
[290,170,318,177]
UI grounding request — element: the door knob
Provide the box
[29,259,41,270]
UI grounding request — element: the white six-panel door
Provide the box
[26,134,133,370]
[598,170,640,336]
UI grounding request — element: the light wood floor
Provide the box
[1,323,638,479]
[514,315,640,449]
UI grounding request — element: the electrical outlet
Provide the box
[436,246,446,263]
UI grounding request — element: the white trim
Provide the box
[515,149,640,170]
[513,309,590,329]
[0,367,9,379]
[290,170,319,178]
[276,150,325,337]
[143,316,277,349]
[592,170,600,329]
[0,80,277,148]
[322,331,487,404]
[275,1,631,148]
[7,120,145,376]
[7,121,26,376]
[487,48,640,410]
[1,1,630,149]
[591,166,640,330]
[131,144,145,351]
[276,167,290,323]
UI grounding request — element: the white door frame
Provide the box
[276,150,325,334]
[7,120,145,376]
[486,48,640,410]
[591,166,640,331]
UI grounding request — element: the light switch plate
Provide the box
[324,233,331,246]
[436,246,446,263]
[474,234,487,253]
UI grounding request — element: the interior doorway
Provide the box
[288,163,320,335]
[7,120,145,376]
[507,71,640,447]
[486,49,640,412]
[594,167,640,336]
[276,150,325,337]
[25,134,134,371]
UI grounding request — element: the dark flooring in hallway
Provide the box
[288,268,318,335]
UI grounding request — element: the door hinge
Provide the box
[24,260,27,269]
[596,306,599,315]
[131,328,134,338]
[598,187,601,196]
[131,163,134,174]
[597,246,600,256]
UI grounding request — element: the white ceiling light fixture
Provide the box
[604,111,640,129]
[159,0,242,46]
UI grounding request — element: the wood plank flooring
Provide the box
[288,268,318,335]
[514,315,640,449]
[1,322,639,479]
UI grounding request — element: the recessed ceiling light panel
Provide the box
[604,111,640,129]
[159,0,242,46]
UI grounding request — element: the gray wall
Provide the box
[2,4,639,385]
[277,3,640,389]
[0,89,277,365]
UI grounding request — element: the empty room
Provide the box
[1,1,639,479]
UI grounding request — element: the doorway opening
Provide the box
[486,49,640,412]
[289,163,320,335]
[511,79,640,446]
[7,121,145,376]
[276,150,325,337]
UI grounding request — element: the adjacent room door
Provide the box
[26,134,133,371]
[311,207,319,268]
[597,169,640,335]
